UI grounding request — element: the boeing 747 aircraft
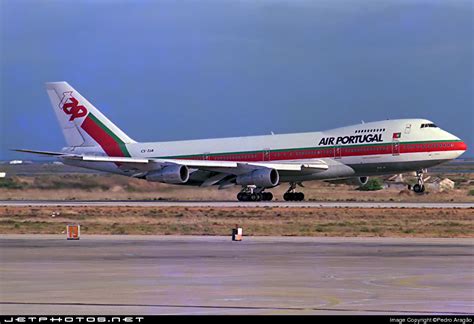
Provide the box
[16,82,467,201]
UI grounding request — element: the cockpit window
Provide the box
[420,123,438,128]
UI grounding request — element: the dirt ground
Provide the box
[0,206,472,238]
[1,172,472,237]
[0,173,473,202]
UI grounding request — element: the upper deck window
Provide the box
[421,123,438,128]
[355,128,385,133]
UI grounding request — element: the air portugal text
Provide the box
[318,133,383,146]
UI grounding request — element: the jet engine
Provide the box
[146,165,189,184]
[358,176,369,186]
[236,168,279,188]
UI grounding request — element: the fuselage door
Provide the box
[203,152,211,160]
[334,146,342,159]
[405,123,412,134]
[392,141,400,156]
[263,149,271,161]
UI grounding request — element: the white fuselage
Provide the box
[65,118,466,183]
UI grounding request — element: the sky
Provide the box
[1,0,472,160]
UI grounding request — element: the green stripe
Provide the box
[89,114,123,143]
[89,114,131,157]
[155,139,462,159]
[119,143,131,157]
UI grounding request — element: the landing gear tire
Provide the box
[283,192,305,201]
[237,186,273,202]
[283,182,305,201]
[413,170,427,194]
[413,184,425,193]
[262,192,273,201]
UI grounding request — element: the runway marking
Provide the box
[394,275,435,289]
[1,200,473,209]
[323,295,341,307]
[0,301,470,315]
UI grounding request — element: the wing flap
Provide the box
[155,159,239,168]
[79,155,150,163]
[243,162,328,172]
[153,159,328,173]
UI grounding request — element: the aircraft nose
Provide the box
[459,141,467,151]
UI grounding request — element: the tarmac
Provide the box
[0,235,473,315]
[1,200,473,208]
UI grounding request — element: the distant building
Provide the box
[9,160,23,165]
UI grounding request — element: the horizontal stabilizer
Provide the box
[12,149,70,156]
[13,149,149,164]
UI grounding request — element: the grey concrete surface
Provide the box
[1,200,473,208]
[0,235,473,315]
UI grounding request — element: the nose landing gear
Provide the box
[283,182,305,201]
[412,170,426,193]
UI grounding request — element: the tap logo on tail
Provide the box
[59,92,88,121]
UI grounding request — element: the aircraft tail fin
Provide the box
[45,82,135,157]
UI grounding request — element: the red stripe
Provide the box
[172,141,465,162]
[81,116,125,157]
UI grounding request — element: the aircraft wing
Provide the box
[13,149,328,185]
[71,155,328,175]
[14,149,327,171]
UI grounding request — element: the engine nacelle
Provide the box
[358,176,369,186]
[236,168,279,188]
[146,165,189,184]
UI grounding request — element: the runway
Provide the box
[1,200,473,208]
[0,235,472,315]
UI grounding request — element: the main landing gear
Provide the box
[283,182,305,201]
[237,186,273,201]
[412,170,426,193]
